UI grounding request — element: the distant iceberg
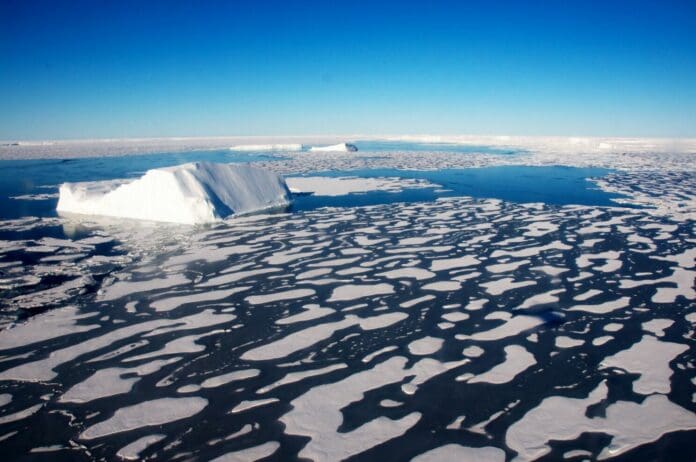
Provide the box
[229,144,304,152]
[309,143,358,152]
[56,162,291,224]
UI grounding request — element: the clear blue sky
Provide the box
[1,0,695,139]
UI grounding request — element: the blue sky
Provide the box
[1,0,695,139]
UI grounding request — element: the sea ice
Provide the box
[80,397,208,440]
[280,356,423,461]
[468,345,535,384]
[411,444,505,462]
[600,336,687,394]
[506,381,696,461]
[116,434,166,460]
[327,283,394,302]
[210,442,280,461]
[407,336,444,356]
[257,364,347,394]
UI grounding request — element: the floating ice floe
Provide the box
[411,444,505,462]
[56,162,291,224]
[80,397,208,440]
[309,142,358,152]
[116,435,166,461]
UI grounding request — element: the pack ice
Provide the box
[56,162,291,224]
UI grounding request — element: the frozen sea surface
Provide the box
[0,139,694,461]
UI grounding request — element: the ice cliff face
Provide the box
[57,162,291,224]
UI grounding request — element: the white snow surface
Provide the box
[56,162,291,224]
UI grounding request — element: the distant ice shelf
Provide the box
[56,162,291,224]
[309,143,358,152]
[229,144,304,151]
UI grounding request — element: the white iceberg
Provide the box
[56,162,291,225]
[309,143,358,152]
[229,144,304,152]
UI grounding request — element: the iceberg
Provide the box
[56,162,291,225]
[309,143,358,152]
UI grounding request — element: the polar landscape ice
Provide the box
[0,137,694,461]
[56,162,291,224]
